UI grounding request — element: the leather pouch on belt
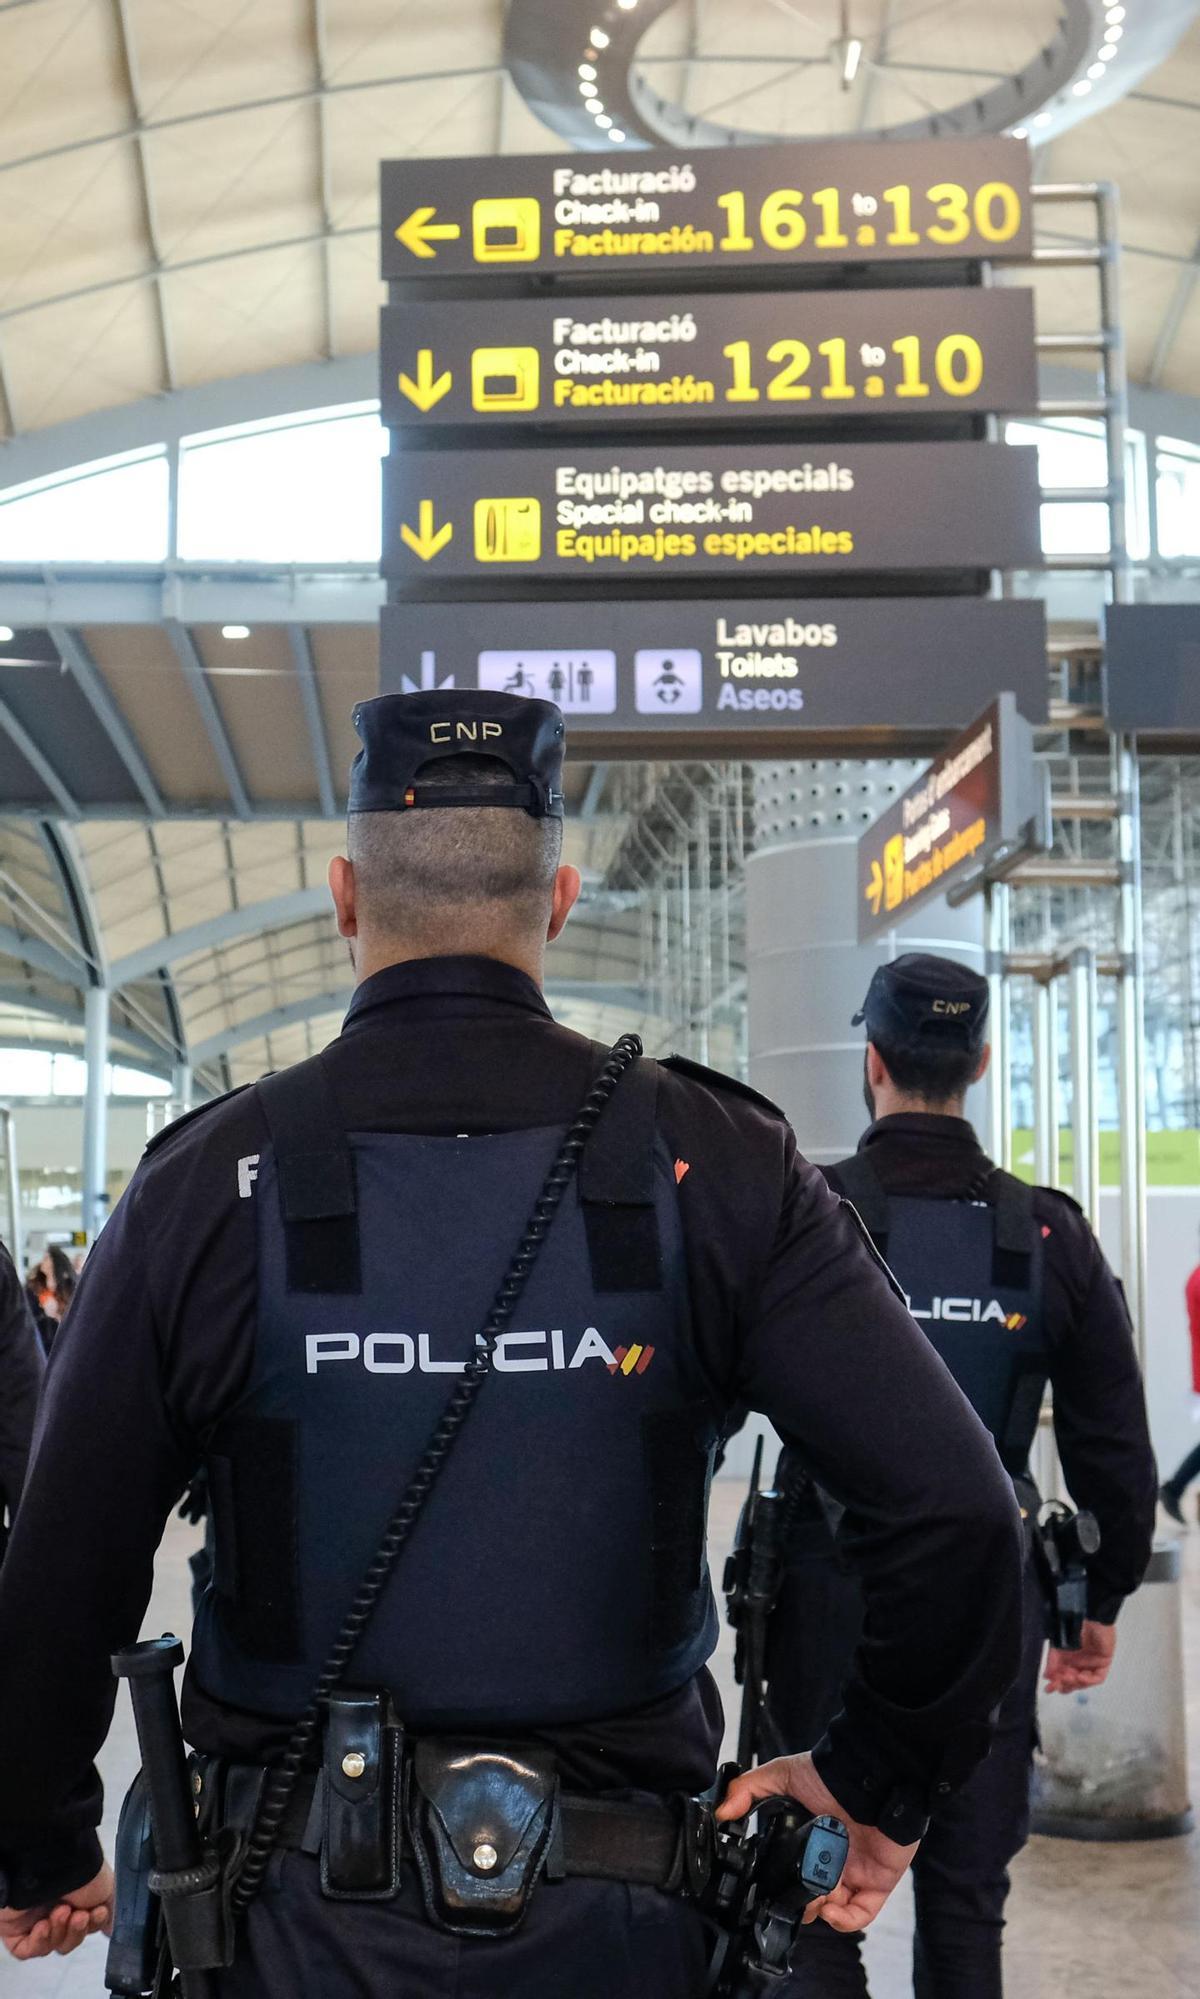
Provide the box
[321,1692,400,1900]
[407,1740,559,1938]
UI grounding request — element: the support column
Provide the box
[172,1060,194,1113]
[746,761,987,1161]
[82,984,110,1241]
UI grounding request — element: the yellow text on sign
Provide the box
[473,197,541,263]
[471,346,541,412]
[474,497,542,562]
[884,835,905,912]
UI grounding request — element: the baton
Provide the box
[112,1636,219,1999]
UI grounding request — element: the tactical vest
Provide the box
[191,1053,723,1729]
[829,1153,1048,1477]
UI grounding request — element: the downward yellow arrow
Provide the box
[400,500,454,562]
[398,349,453,412]
[865,859,883,915]
[394,206,462,259]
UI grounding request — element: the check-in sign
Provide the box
[381,137,1033,280]
[379,287,1038,430]
[857,694,1042,941]
[382,441,1041,584]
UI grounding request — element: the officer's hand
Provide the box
[716,1751,918,1934]
[0,1862,114,1960]
[1043,1619,1117,1695]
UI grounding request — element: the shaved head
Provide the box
[341,753,565,962]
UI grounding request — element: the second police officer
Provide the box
[762,952,1158,1999]
[0,697,1027,1995]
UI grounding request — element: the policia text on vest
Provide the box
[0,696,1027,1997]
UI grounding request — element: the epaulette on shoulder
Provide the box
[659,1053,789,1123]
[143,1083,251,1157]
[1035,1182,1086,1222]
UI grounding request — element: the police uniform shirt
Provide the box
[0,957,1023,1907]
[838,1110,1157,1621]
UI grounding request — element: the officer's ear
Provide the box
[328,855,358,939]
[547,864,581,943]
[973,1042,992,1085]
[865,1041,889,1094]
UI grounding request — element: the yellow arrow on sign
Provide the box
[398,349,453,412]
[394,206,462,259]
[865,859,883,916]
[400,500,454,562]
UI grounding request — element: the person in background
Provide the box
[25,1246,76,1355]
[0,1241,43,1566]
[1158,1230,1200,1524]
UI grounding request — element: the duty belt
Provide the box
[202,1732,715,1942]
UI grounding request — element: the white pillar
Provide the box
[172,1061,194,1112]
[746,761,988,1162]
[82,985,110,1240]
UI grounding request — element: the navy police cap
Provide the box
[350,690,565,819]
[852,952,989,1052]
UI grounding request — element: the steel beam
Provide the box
[288,628,337,816]
[189,989,351,1067]
[0,984,162,1067]
[580,765,610,820]
[0,569,383,630]
[0,339,16,438]
[0,922,82,985]
[0,699,79,817]
[111,0,175,391]
[109,886,331,987]
[38,822,106,982]
[81,984,110,1239]
[164,620,252,818]
[1148,230,1200,389]
[49,623,166,815]
[0,65,501,181]
[309,0,335,359]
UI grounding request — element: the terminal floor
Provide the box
[6,1480,1199,1999]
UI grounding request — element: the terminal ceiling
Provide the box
[2,0,1200,1089]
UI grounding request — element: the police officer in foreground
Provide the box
[0,696,1024,1994]
[762,953,1157,1999]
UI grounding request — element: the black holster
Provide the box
[105,1774,160,1998]
[406,1739,559,1939]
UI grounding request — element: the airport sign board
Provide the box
[379,599,1048,752]
[380,286,1038,430]
[382,137,1033,280]
[857,693,1043,940]
[382,441,1041,585]
[1104,605,1200,731]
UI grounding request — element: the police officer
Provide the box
[762,952,1158,1999]
[0,698,1025,1994]
[0,1241,42,1567]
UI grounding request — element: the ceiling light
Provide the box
[609,127,626,140]
[591,26,610,45]
[617,0,638,10]
[222,624,251,640]
[842,36,863,84]
[1072,78,1092,95]
[1099,41,1118,58]
[1104,22,1123,39]
[595,113,613,127]
[1106,4,1125,18]
[1011,126,1028,139]
[1034,111,1053,126]
[580,80,597,96]
[579,62,597,79]
[1088,61,1106,77]
[589,99,606,114]
[0,627,12,643]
